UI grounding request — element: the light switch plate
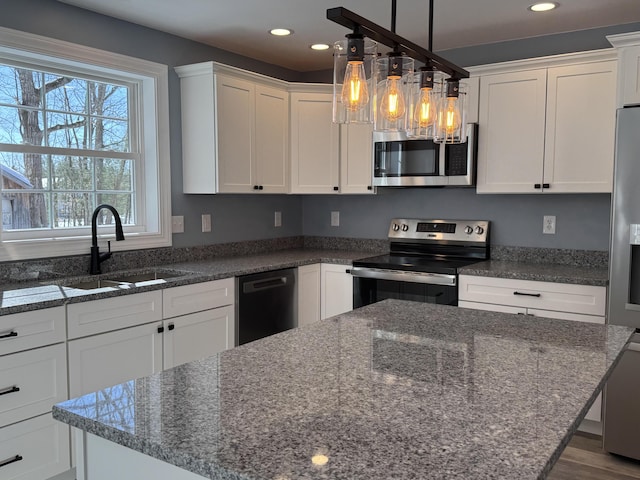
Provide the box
[171,215,184,233]
[331,211,340,227]
[274,211,282,227]
[201,214,211,233]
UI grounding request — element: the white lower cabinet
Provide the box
[459,274,606,428]
[320,264,353,320]
[297,264,321,327]
[0,413,70,480]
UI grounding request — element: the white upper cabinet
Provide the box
[340,123,374,194]
[175,62,289,194]
[608,32,640,107]
[475,51,617,194]
[289,89,340,194]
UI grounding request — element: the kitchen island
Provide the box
[53,300,633,480]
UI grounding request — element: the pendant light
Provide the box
[328,0,470,142]
[332,32,377,124]
[434,78,467,144]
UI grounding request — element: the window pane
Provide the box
[53,192,93,228]
[0,66,42,107]
[46,112,88,148]
[0,105,43,145]
[1,151,49,190]
[97,193,133,225]
[89,81,128,120]
[1,192,50,230]
[93,118,128,151]
[51,155,93,190]
[45,74,87,114]
[96,158,132,191]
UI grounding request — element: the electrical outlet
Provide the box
[171,215,184,233]
[543,215,556,235]
[331,211,340,227]
[274,211,282,227]
[201,214,211,233]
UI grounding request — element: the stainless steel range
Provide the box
[352,219,490,308]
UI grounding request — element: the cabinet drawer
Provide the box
[163,278,234,319]
[67,291,162,339]
[458,275,606,316]
[0,344,67,428]
[0,413,70,480]
[0,307,65,357]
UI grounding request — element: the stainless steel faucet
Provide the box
[90,204,125,275]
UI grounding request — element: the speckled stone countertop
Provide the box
[53,300,633,480]
[460,260,609,286]
[0,249,375,316]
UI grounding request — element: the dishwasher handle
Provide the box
[243,276,289,293]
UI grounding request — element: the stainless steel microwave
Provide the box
[373,123,477,187]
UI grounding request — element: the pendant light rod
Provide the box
[428,0,433,52]
[391,0,397,33]
[327,6,469,79]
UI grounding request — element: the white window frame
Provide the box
[0,27,171,262]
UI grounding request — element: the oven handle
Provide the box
[350,267,456,286]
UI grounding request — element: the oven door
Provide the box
[351,267,458,308]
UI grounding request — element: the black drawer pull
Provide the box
[168,323,175,331]
[534,183,541,189]
[0,455,23,468]
[0,386,20,396]
[0,330,18,339]
[157,326,164,334]
[253,185,259,190]
[367,185,372,190]
[543,183,550,189]
[513,291,541,298]
[333,186,339,191]
[258,185,264,190]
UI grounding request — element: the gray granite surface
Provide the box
[460,260,609,286]
[53,300,634,480]
[0,249,376,315]
[490,246,608,269]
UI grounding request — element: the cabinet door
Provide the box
[543,61,616,193]
[340,123,374,194]
[619,45,640,106]
[163,305,234,370]
[68,322,162,397]
[255,85,289,193]
[290,92,340,194]
[320,264,353,320]
[298,264,321,326]
[216,74,255,193]
[477,69,547,193]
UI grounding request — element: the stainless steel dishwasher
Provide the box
[236,268,297,346]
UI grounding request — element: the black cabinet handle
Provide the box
[513,291,541,298]
[0,386,20,396]
[534,184,541,189]
[333,186,339,191]
[367,186,373,190]
[0,330,17,339]
[0,455,23,468]
[543,183,550,189]
[168,323,175,331]
[157,326,164,334]
[253,185,259,190]
[345,269,351,274]
[258,185,264,190]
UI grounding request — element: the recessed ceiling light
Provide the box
[528,2,559,12]
[310,43,330,51]
[270,28,293,36]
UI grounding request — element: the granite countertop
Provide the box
[0,248,375,316]
[53,300,634,480]
[460,260,609,286]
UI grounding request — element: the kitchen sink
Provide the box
[61,269,189,291]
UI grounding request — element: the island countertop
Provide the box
[53,300,633,480]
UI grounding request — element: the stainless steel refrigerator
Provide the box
[604,105,640,460]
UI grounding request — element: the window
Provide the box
[0,27,171,261]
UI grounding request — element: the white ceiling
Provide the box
[58,0,640,72]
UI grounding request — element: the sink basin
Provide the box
[64,279,127,290]
[62,269,188,291]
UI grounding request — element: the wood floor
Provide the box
[548,433,640,479]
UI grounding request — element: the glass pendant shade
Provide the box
[434,79,467,144]
[374,53,414,132]
[410,68,441,139]
[332,35,377,124]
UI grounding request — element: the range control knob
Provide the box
[464,226,473,235]
[392,223,400,232]
[402,224,409,232]
[475,226,484,235]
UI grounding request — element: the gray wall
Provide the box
[4,0,639,251]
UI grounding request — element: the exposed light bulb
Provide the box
[341,60,369,112]
[443,96,461,140]
[380,76,406,121]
